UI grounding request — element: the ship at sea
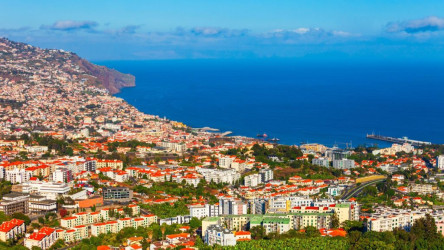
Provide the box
[268,138,280,143]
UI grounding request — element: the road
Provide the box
[341,179,386,200]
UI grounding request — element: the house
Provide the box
[25,227,57,250]
[0,219,26,242]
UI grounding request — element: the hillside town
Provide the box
[1,38,444,249]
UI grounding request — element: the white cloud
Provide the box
[387,16,444,34]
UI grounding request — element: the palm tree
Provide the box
[147,229,153,242]
[161,225,166,240]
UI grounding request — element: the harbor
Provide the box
[366,133,432,147]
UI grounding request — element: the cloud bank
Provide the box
[42,20,98,31]
[387,16,444,34]
[2,18,444,60]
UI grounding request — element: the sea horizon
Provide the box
[97,59,444,148]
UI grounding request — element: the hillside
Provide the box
[0,37,135,94]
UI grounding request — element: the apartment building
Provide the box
[410,183,435,195]
[18,181,70,199]
[202,213,333,236]
[312,158,330,168]
[219,197,247,216]
[25,227,57,250]
[259,168,274,182]
[0,192,29,215]
[0,219,26,242]
[204,224,236,246]
[244,174,261,187]
[218,156,234,169]
[332,159,356,169]
[103,187,133,202]
[91,214,157,236]
[189,203,220,219]
[437,155,444,170]
[366,207,444,232]
[197,168,241,184]
[5,168,32,184]
[52,168,73,183]
[29,195,57,214]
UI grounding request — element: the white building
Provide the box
[5,169,32,184]
[267,196,312,213]
[410,183,435,195]
[219,197,247,216]
[366,207,444,232]
[327,186,342,196]
[259,168,274,182]
[0,166,4,179]
[20,181,70,199]
[189,204,220,219]
[204,224,236,246]
[312,158,330,167]
[218,156,234,169]
[52,168,73,183]
[332,159,355,169]
[244,174,261,187]
[25,145,49,153]
[197,168,241,184]
[160,142,186,153]
[373,143,415,156]
[437,155,444,170]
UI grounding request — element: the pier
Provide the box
[366,133,431,147]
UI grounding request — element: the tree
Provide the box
[410,213,439,241]
[161,224,166,240]
[59,209,68,218]
[91,205,96,212]
[48,239,66,250]
[250,226,266,240]
[38,217,45,224]
[147,229,154,242]
[348,231,362,248]
[331,213,340,228]
[305,226,321,237]
[341,220,364,233]
[0,211,10,224]
[362,185,378,196]
[123,206,133,217]
[11,213,31,225]
[189,217,201,229]
[31,223,41,229]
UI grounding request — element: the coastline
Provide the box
[106,60,444,147]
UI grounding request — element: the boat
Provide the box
[257,133,268,138]
[268,138,280,142]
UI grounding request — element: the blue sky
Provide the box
[1,0,444,60]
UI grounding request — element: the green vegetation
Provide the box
[73,224,183,249]
[0,242,28,250]
[107,140,156,152]
[216,214,443,250]
[140,201,189,219]
[133,181,219,203]
[251,144,303,165]
[356,179,398,211]
[48,239,66,250]
[227,144,342,180]
[219,237,349,250]
[33,134,74,156]
[0,181,12,199]
[0,211,31,225]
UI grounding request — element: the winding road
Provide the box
[341,178,386,200]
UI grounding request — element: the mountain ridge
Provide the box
[0,37,135,94]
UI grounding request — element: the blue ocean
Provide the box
[98,59,444,147]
